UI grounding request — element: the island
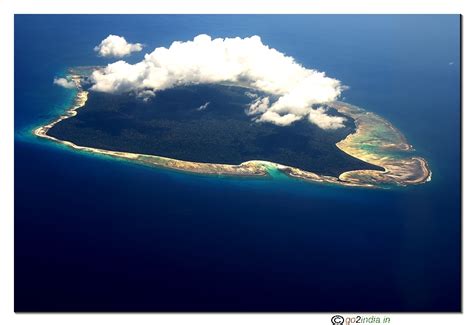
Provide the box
[34,67,431,188]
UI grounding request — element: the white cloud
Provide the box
[246,96,270,116]
[90,34,346,129]
[245,91,258,99]
[53,77,76,89]
[196,102,210,111]
[308,107,346,130]
[258,111,302,126]
[94,35,143,58]
[137,90,155,102]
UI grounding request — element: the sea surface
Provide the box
[14,15,461,311]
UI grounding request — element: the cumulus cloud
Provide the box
[196,102,210,111]
[258,111,302,126]
[90,34,346,129]
[94,35,143,57]
[245,91,258,99]
[53,77,76,89]
[308,107,346,129]
[246,96,270,116]
[137,90,155,102]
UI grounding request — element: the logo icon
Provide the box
[331,315,344,325]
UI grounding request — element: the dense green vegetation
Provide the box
[48,84,383,176]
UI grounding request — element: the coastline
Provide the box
[34,70,431,188]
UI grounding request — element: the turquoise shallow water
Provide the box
[15,15,460,311]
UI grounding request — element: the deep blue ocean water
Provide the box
[14,15,461,311]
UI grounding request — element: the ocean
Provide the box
[14,15,461,311]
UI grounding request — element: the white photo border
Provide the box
[0,1,471,325]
